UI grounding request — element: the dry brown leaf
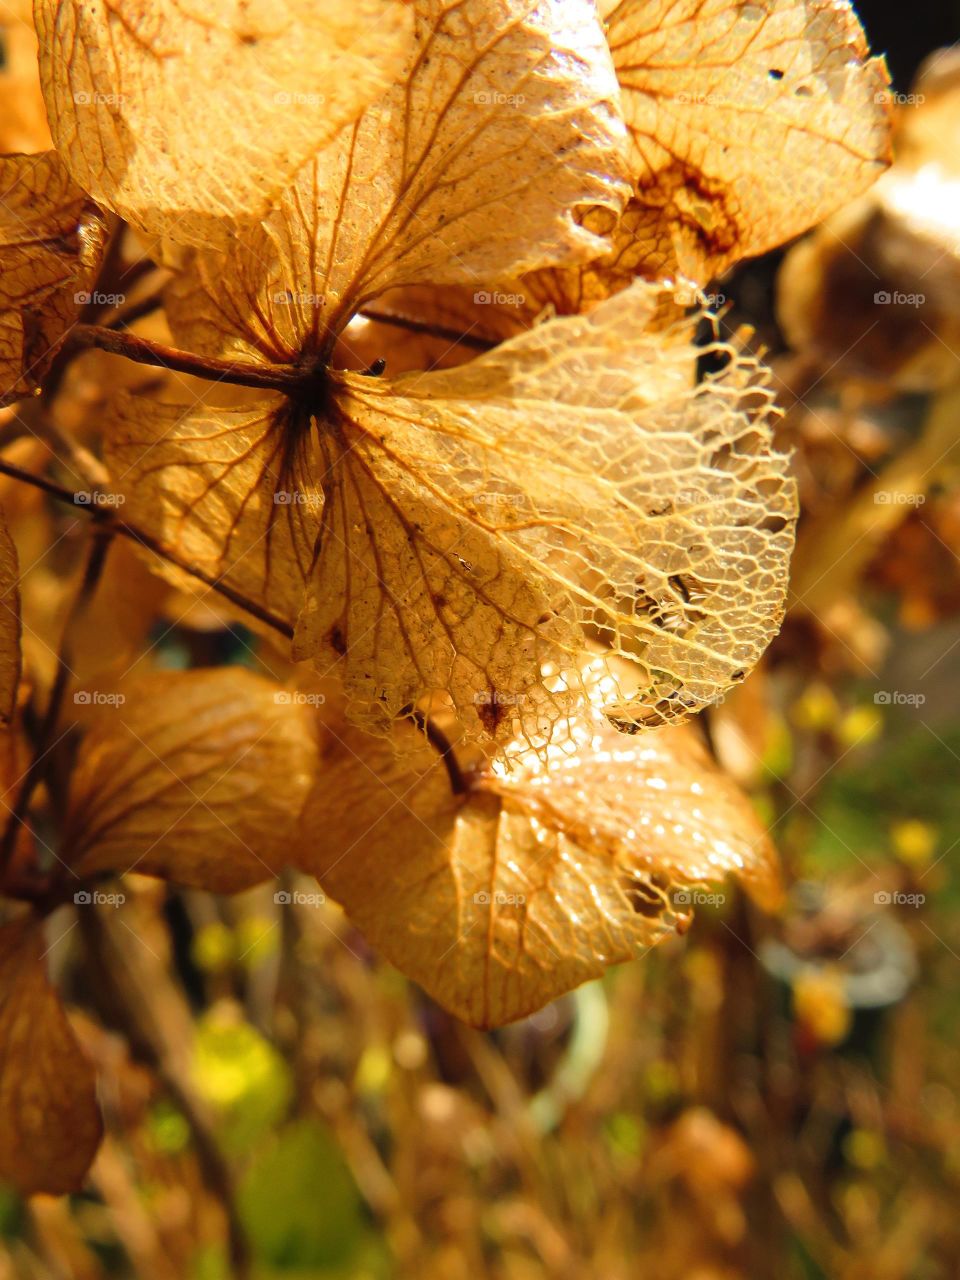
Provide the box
[365,210,693,362]
[0,512,20,725]
[34,0,415,248]
[162,0,630,360]
[64,668,318,892]
[0,913,103,1194]
[602,0,892,283]
[292,282,796,743]
[0,151,106,406]
[104,0,630,630]
[109,282,795,745]
[104,392,318,628]
[298,697,780,1026]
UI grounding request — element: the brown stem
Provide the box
[0,458,294,638]
[105,290,165,331]
[411,709,468,795]
[360,307,495,352]
[0,524,114,875]
[67,324,305,394]
[79,906,252,1280]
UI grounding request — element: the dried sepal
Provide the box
[64,668,318,892]
[34,0,416,248]
[297,697,780,1026]
[602,0,892,282]
[0,151,106,406]
[0,914,103,1194]
[160,0,630,359]
[293,282,797,744]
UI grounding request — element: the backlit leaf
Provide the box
[603,0,892,282]
[111,282,795,745]
[105,0,631,630]
[298,700,780,1026]
[161,0,630,360]
[0,914,102,1194]
[293,282,797,743]
[35,0,416,247]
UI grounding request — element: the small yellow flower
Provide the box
[792,966,852,1046]
[891,819,938,867]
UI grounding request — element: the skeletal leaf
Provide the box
[293,282,797,743]
[0,151,106,406]
[111,282,795,743]
[602,0,892,282]
[0,914,103,1194]
[298,703,780,1026]
[0,512,20,725]
[64,668,318,892]
[34,0,416,248]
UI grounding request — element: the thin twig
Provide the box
[67,324,305,394]
[360,307,495,352]
[410,708,468,795]
[0,524,114,875]
[0,457,294,638]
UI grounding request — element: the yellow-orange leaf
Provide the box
[603,0,892,282]
[105,392,319,627]
[293,282,796,743]
[0,151,105,406]
[35,0,416,248]
[0,914,102,1194]
[110,283,795,745]
[64,668,318,892]
[162,0,630,360]
[298,705,780,1026]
